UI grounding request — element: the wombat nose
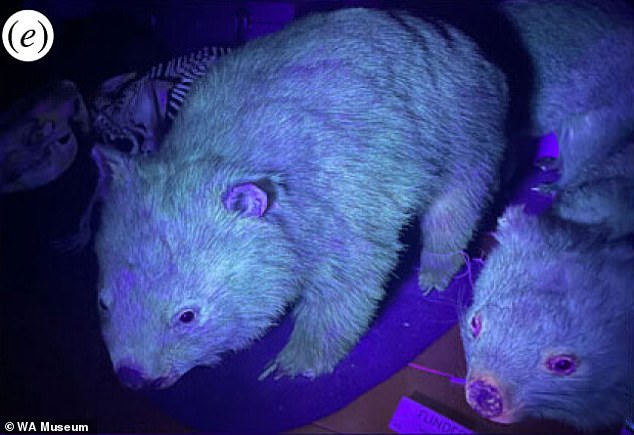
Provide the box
[466,378,505,419]
[116,365,148,389]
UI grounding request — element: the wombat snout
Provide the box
[466,377,513,423]
[116,365,167,390]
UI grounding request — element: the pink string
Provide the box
[407,362,465,385]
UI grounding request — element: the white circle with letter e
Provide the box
[2,10,54,62]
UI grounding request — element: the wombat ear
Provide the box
[223,182,270,217]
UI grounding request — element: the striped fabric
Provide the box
[149,46,231,122]
[91,46,231,155]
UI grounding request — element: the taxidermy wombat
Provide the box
[462,206,633,431]
[94,7,511,388]
[461,0,634,430]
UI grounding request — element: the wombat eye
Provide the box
[470,314,482,338]
[546,354,577,375]
[179,309,196,324]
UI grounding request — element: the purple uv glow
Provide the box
[535,131,559,161]
[466,379,504,418]
[407,362,465,384]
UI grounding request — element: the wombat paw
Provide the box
[258,361,318,381]
[257,359,320,381]
[418,251,464,294]
[419,271,452,295]
[258,340,335,381]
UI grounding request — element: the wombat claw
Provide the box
[258,361,281,381]
[258,360,317,381]
[419,251,464,294]
[534,156,559,171]
[419,272,453,295]
[420,285,437,296]
[530,183,557,196]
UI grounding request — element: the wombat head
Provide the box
[461,206,634,430]
[93,146,300,389]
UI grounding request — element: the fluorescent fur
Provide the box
[95,8,509,386]
[462,0,634,430]
[462,209,634,430]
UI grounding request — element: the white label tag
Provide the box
[389,396,474,434]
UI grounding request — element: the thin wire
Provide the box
[407,362,466,385]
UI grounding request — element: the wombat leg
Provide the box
[259,287,379,380]
[418,172,493,294]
